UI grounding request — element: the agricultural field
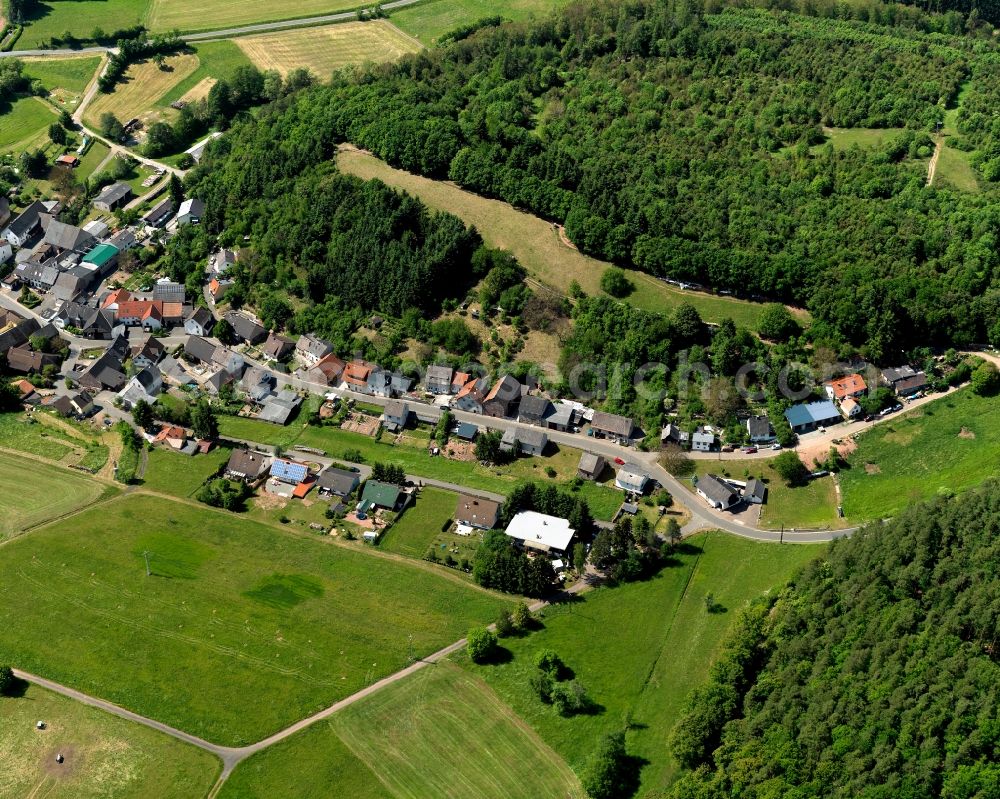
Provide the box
[83,53,199,131]
[217,719,391,799]
[145,0,357,34]
[156,41,252,108]
[840,387,1000,521]
[0,411,109,469]
[0,493,511,746]
[16,0,147,50]
[391,0,570,44]
[0,683,219,799]
[690,457,846,530]
[0,450,113,540]
[331,663,584,798]
[379,485,460,558]
[23,55,102,111]
[336,147,785,328]
[935,144,980,192]
[140,445,231,498]
[234,21,421,79]
[460,531,820,793]
[0,96,56,152]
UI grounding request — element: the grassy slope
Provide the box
[336,148,783,328]
[0,449,111,540]
[157,41,252,107]
[0,96,56,152]
[460,532,819,794]
[140,446,232,498]
[379,485,458,558]
[0,684,219,799]
[0,493,511,746]
[332,662,584,798]
[233,20,421,79]
[145,0,357,33]
[840,387,1000,520]
[83,53,199,130]
[22,55,102,111]
[392,0,571,44]
[17,0,149,50]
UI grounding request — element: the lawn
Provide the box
[0,95,56,152]
[145,0,358,33]
[935,143,980,192]
[217,719,392,799]
[0,493,511,746]
[0,684,219,799]
[0,449,112,540]
[83,53,199,130]
[379,485,458,558]
[336,147,784,328]
[77,139,111,181]
[840,387,1000,521]
[818,126,906,150]
[233,21,421,79]
[156,41,252,108]
[16,0,148,50]
[0,411,108,469]
[459,531,820,792]
[331,662,584,798]
[690,457,846,530]
[392,0,570,44]
[140,445,231,498]
[23,55,102,111]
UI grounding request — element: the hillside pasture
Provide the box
[83,54,199,130]
[145,0,357,33]
[16,0,147,50]
[0,493,510,746]
[0,96,56,152]
[23,55,102,110]
[234,21,421,79]
[391,0,570,44]
[0,683,219,799]
[155,41,252,108]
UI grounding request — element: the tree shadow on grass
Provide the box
[5,676,30,698]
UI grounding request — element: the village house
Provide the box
[691,427,716,452]
[359,480,407,513]
[615,463,650,493]
[343,360,373,391]
[225,449,271,483]
[207,278,232,304]
[696,474,740,510]
[93,182,133,212]
[211,249,236,275]
[504,510,575,557]
[784,400,841,434]
[824,373,867,401]
[115,300,164,330]
[369,369,413,398]
[5,344,59,375]
[882,366,928,397]
[54,302,115,339]
[154,424,189,451]
[307,353,347,386]
[4,200,47,247]
[500,426,548,456]
[590,411,637,443]
[840,397,862,419]
[262,332,295,361]
[425,364,453,394]
[270,457,310,485]
[746,415,776,444]
[130,335,165,369]
[577,452,605,481]
[185,306,215,337]
[382,399,411,432]
[42,219,93,255]
[242,366,276,402]
[484,375,522,418]
[142,197,174,228]
[544,402,574,432]
[78,347,127,391]
[517,394,553,426]
[316,467,360,498]
[184,336,245,376]
[744,478,767,505]
[295,333,333,366]
[256,388,301,425]
[451,371,472,394]
[454,494,500,530]
[176,198,205,226]
[152,280,186,304]
[661,423,690,448]
[117,366,163,409]
[50,392,93,418]
[224,311,267,345]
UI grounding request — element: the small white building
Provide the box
[504,510,575,556]
[691,426,716,452]
[615,463,649,493]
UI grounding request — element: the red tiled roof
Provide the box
[102,288,132,309]
[825,373,867,399]
[344,361,371,385]
[116,300,163,321]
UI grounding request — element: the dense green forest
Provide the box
[668,482,1000,798]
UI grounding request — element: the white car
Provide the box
[770,443,782,450]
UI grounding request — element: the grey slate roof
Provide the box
[6,200,46,238]
[43,219,93,252]
[697,474,739,507]
[94,182,131,207]
[591,410,636,437]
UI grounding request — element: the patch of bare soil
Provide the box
[865,463,881,475]
[959,427,976,439]
[442,440,476,461]
[253,493,286,511]
[42,744,78,779]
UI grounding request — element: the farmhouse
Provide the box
[359,480,406,512]
[615,463,649,493]
[382,399,410,432]
[544,402,574,431]
[295,333,332,365]
[42,219,93,254]
[454,494,500,530]
[484,375,522,418]
[425,364,453,394]
[500,426,548,456]
[824,373,867,401]
[504,510,575,556]
[784,400,841,434]
[225,449,271,483]
[590,411,636,443]
[316,467,359,498]
[184,306,214,337]
[746,415,776,444]
[696,474,740,510]
[517,394,553,426]
[78,348,127,391]
[4,200,47,246]
[577,452,605,480]
[93,182,132,212]
[744,477,767,504]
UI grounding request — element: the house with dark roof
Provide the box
[6,344,59,374]
[177,198,205,226]
[42,219,93,253]
[55,302,114,339]
[367,369,413,398]
[382,400,410,432]
[882,366,928,397]
[696,474,740,510]
[425,364,453,394]
[142,197,174,227]
[455,421,478,441]
[211,249,236,275]
[225,449,271,482]
[591,411,637,443]
[117,366,162,408]
[224,311,267,345]
[262,332,295,361]
[316,467,359,498]
[577,452,605,481]
[52,267,97,303]
[500,426,548,456]
[256,388,301,425]
[746,415,776,444]
[78,348,127,391]
[242,366,276,402]
[4,200,47,246]
[93,182,132,212]
[20,262,59,291]
[517,394,553,426]
[484,375,521,418]
[152,280,186,304]
[131,335,165,369]
[185,306,214,337]
[295,333,332,365]
[454,494,500,530]
[744,478,767,504]
[615,463,649,493]
[108,229,136,251]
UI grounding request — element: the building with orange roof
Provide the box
[116,300,164,330]
[343,360,372,389]
[101,288,132,310]
[824,373,867,401]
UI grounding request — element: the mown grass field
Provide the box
[0,684,219,799]
[0,450,112,540]
[217,718,391,799]
[0,411,109,468]
[336,147,784,328]
[840,387,1000,520]
[157,41,251,107]
[332,662,585,798]
[145,0,357,33]
[379,485,459,558]
[0,96,56,152]
[83,54,199,130]
[23,55,102,111]
[140,445,231,498]
[17,0,147,50]
[234,20,421,79]
[0,493,511,746]
[460,531,820,793]
[77,139,111,180]
[690,457,846,530]
[935,144,980,192]
[819,126,906,150]
[392,0,569,44]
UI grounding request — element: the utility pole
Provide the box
[407,634,414,665]
[780,524,784,544]
[143,550,151,577]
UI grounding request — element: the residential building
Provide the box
[270,458,310,485]
[882,366,928,397]
[211,249,236,274]
[142,197,174,227]
[262,332,295,361]
[54,302,114,339]
[691,427,716,452]
[295,333,333,365]
[78,348,127,391]
[382,399,410,432]
[316,467,359,498]
[425,364,453,394]
[184,336,244,375]
[154,425,189,450]
[108,229,136,251]
[784,400,841,434]
[42,219,93,254]
[840,397,862,419]
[4,200,46,246]
[225,449,271,482]
[454,494,500,530]
[185,306,215,337]
[256,389,301,425]
[504,510,574,556]
[224,311,266,345]
[93,182,132,212]
[824,373,868,401]
[152,280,186,304]
[615,463,649,493]
[117,367,162,409]
[115,300,163,330]
[454,376,488,414]
[590,411,637,443]
[517,394,553,426]
[696,474,740,510]
[744,478,767,505]
[176,198,205,226]
[51,268,96,303]
[661,423,690,448]
[20,262,59,292]
[307,353,346,386]
[545,402,574,432]
[207,277,232,304]
[359,480,405,512]
[500,426,548,456]
[82,219,108,240]
[577,452,605,481]
[746,415,776,444]
[0,197,10,228]
[5,345,59,374]
[343,360,373,390]
[451,371,472,394]
[242,366,276,402]
[130,335,165,369]
[455,422,478,441]
[484,375,521,418]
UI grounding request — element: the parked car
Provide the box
[743,446,758,454]
[892,404,903,412]
[721,445,735,452]
[770,443,782,450]
[613,456,625,465]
